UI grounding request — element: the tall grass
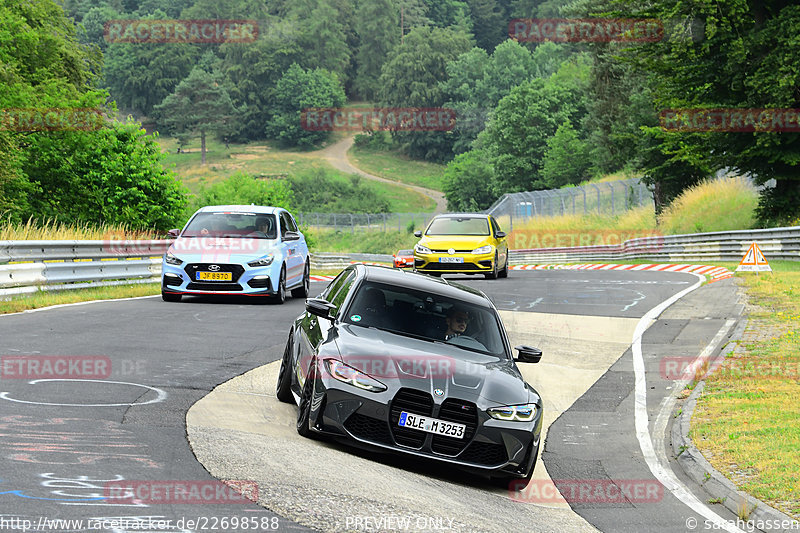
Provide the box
[657,177,759,234]
[505,178,759,249]
[0,217,160,240]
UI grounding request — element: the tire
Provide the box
[296,367,317,439]
[291,262,310,298]
[271,267,286,304]
[499,255,509,278]
[275,332,295,403]
[484,253,499,280]
[161,291,181,302]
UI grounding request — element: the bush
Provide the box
[287,168,390,213]
[189,173,295,216]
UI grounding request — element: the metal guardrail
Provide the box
[1,226,797,298]
[509,226,800,264]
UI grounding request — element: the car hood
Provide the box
[418,235,494,250]
[168,237,277,262]
[335,324,537,407]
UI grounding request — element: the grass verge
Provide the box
[691,261,800,519]
[0,283,161,314]
[0,218,159,240]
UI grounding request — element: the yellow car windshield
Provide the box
[426,217,490,236]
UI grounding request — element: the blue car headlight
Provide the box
[165,252,183,265]
[247,253,275,267]
[487,403,538,422]
[324,359,387,393]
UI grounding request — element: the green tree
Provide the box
[466,0,507,52]
[295,0,352,82]
[378,25,473,162]
[479,77,582,192]
[353,0,398,100]
[217,18,305,142]
[541,120,592,188]
[266,63,346,148]
[442,39,539,153]
[479,57,590,192]
[22,120,188,229]
[154,65,239,165]
[103,32,200,115]
[627,0,800,224]
[442,149,497,211]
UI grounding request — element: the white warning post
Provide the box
[735,242,772,273]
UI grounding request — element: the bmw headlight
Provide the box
[165,252,183,265]
[415,243,432,255]
[324,359,387,393]
[472,244,493,255]
[247,253,274,267]
[487,404,538,422]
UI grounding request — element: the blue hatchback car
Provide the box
[161,205,310,304]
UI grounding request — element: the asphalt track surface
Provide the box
[0,269,746,533]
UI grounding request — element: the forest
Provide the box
[1,0,797,228]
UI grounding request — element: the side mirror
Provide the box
[514,345,542,363]
[167,229,180,238]
[283,231,301,241]
[414,230,422,238]
[306,298,335,320]
[495,231,506,239]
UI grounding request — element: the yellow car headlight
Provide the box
[472,245,493,255]
[415,243,432,255]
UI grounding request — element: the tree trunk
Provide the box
[201,131,206,165]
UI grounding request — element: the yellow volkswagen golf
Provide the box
[413,213,509,279]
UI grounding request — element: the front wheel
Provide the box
[291,262,310,298]
[275,332,294,403]
[271,267,286,304]
[499,255,509,278]
[296,369,317,439]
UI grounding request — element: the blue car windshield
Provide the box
[182,212,278,239]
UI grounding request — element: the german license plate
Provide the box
[439,257,463,263]
[196,271,232,281]
[398,412,466,439]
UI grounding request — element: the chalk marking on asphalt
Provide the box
[632,273,746,533]
[0,379,167,407]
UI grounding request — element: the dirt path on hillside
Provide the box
[314,136,447,213]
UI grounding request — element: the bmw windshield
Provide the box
[342,281,509,357]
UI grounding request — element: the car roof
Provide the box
[195,205,285,215]
[358,265,492,308]
[431,213,490,219]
